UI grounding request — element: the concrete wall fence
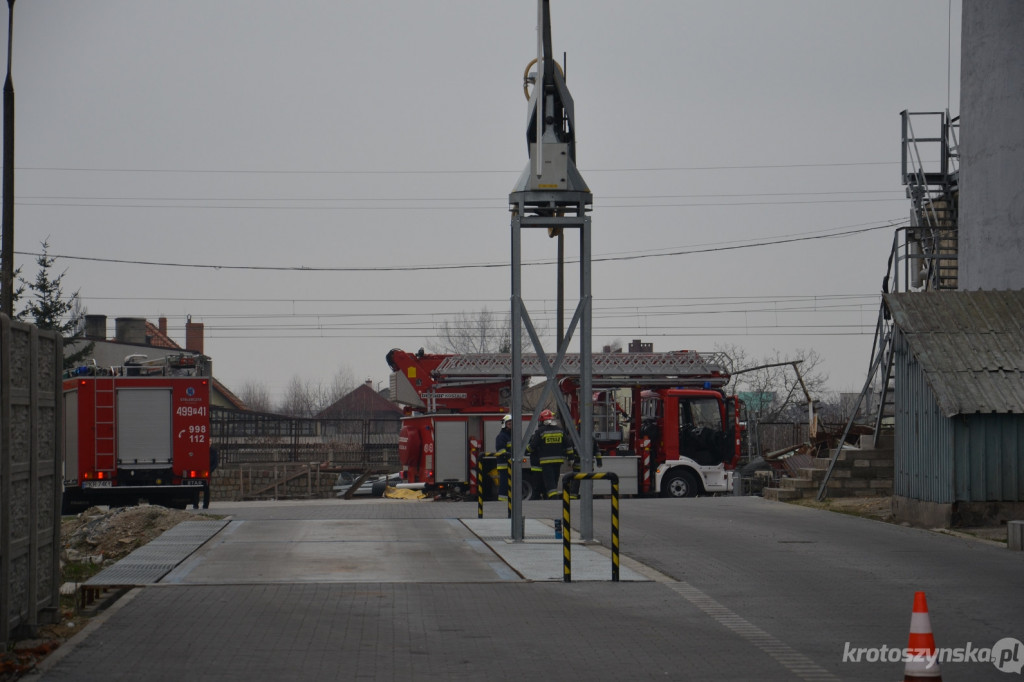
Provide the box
[1,315,63,642]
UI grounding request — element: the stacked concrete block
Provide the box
[763,435,893,501]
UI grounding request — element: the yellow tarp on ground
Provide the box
[383,486,428,500]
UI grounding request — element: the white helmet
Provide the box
[501,414,513,424]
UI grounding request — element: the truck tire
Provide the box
[662,469,701,498]
[521,479,535,501]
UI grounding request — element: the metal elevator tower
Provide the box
[508,0,594,542]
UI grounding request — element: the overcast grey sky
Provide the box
[4,1,962,401]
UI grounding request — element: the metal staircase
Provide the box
[900,110,960,290]
[816,110,960,500]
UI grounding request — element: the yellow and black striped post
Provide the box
[562,481,572,582]
[477,454,485,519]
[610,476,620,582]
[561,471,620,582]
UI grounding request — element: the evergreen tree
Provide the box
[19,239,93,368]
[0,264,25,319]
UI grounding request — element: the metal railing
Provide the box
[899,110,960,291]
[211,407,399,468]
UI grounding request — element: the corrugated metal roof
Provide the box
[884,290,1024,416]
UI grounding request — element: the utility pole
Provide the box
[1,0,16,317]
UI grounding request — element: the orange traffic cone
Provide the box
[904,591,942,681]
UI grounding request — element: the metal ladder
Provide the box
[94,379,117,471]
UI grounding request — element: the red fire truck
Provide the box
[62,354,213,513]
[386,346,743,499]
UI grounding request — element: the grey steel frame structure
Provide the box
[508,191,593,541]
[507,0,594,541]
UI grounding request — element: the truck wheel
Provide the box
[662,469,700,498]
[520,479,534,501]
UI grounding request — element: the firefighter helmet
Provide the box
[539,409,555,422]
[501,414,512,424]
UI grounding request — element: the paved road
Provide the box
[33,496,1024,681]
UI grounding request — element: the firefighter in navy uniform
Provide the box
[494,414,513,501]
[527,409,575,499]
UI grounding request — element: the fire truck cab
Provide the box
[641,388,742,498]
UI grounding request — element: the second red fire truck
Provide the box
[386,345,743,499]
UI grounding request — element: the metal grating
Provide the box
[84,562,182,585]
[157,521,229,543]
[85,520,228,587]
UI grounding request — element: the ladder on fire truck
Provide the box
[433,351,733,388]
[94,379,117,471]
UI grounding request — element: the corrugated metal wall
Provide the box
[895,328,1024,504]
[893,329,954,503]
[954,413,1024,502]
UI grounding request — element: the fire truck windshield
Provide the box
[679,398,722,430]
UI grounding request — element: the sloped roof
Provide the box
[145,321,181,349]
[317,384,403,419]
[212,378,248,410]
[884,290,1024,416]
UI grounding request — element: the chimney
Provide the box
[365,379,373,388]
[628,339,653,353]
[185,315,204,354]
[84,314,107,340]
[158,317,168,336]
[115,317,148,345]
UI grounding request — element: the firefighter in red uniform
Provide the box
[527,409,574,499]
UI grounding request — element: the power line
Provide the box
[17,197,905,211]
[17,219,904,273]
[17,189,902,203]
[204,330,876,340]
[16,160,901,175]
[78,292,878,304]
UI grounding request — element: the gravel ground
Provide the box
[792,495,1010,543]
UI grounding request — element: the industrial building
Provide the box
[834,2,1024,527]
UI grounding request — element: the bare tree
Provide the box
[238,380,274,413]
[275,365,358,417]
[431,307,542,355]
[717,344,829,423]
[433,307,503,354]
[277,376,318,417]
[326,365,358,404]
